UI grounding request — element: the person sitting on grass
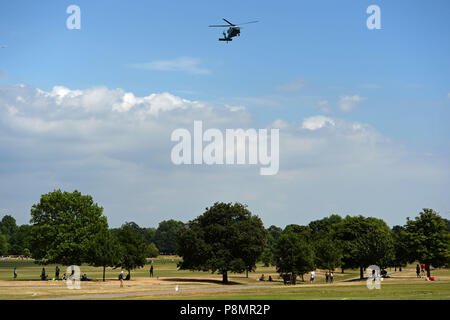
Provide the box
[259,274,265,281]
[81,274,91,281]
[125,272,130,281]
[268,275,273,282]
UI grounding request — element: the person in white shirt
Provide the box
[310,270,315,283]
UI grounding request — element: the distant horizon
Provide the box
[0,199,444,230]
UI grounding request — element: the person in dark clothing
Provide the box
[125,273,130,281]
[55,266,60,280]
[150,265,154,277]
[13,267,17,280]
[41,268,47,280]
[416,264,421,278]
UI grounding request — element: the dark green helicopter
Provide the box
[209,18,258,42]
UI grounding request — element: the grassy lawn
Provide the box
[0,258,448,300]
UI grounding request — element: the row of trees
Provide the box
[1,190,449,283]
[0,202,186,261]
[177,208,449,283]
[260,212,450,281]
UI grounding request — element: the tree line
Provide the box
[1,190,449,283]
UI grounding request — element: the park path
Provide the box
[34,284,281,300]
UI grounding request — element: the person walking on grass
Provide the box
[310,270,315,284]
[119,270,124,288]
[330,271,334,283]
[55,266,60,280]
[325,271,329,283]
[416,264,421,278]
[150,264,154,277]
[13,267,17,280]
[421,263,426,277]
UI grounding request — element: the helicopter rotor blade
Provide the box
[236,21,259,26]
[222,18,235,26]
[209,25,230,27]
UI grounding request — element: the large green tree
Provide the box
[335,215,394,279]
[309,215,344,272]
[391,225,409,271]
[404,209,450,277]
[313,230,343,272]
[261,225,283,267]
[29,190,109,265]
[87,229,123,281]
[8,224,31,255]
[147,242,159,258]
[115,223,147,277]
[274,229,315,283]
[155,220,185,254]
[0,215,18,240]
[177,202,266,284]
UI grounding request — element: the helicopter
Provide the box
[209,18,258,42]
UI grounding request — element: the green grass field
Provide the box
[0,257,449,300]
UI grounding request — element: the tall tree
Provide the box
[335,215,394,279]
[177,202,266,284]
[87,229,123,281]
[155,220,185,254]
[29,190,109,265]
[313,230,343,272]
[115,224,147,277]
[147,242,159,258]
[404,209,450,277]
[391,225,409,271]
[8,224,31,255]
[0,215,18,239]
[274,229,315,283]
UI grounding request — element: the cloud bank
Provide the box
[0,85,448,227]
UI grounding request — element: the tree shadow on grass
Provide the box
[161,278,242,285]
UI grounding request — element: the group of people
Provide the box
[13,263,156,284]
[324,271,335,283]
[416,263,438,281]
[309,270,334,284]
[39,266,62,281]
[259,274,273,281]
[416,263,426,278]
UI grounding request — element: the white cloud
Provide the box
[129,57,210,75]
[0,85,448,228]
[302,115,335,130]
[339,95,365,112]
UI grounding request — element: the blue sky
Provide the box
[0,0,449,227]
